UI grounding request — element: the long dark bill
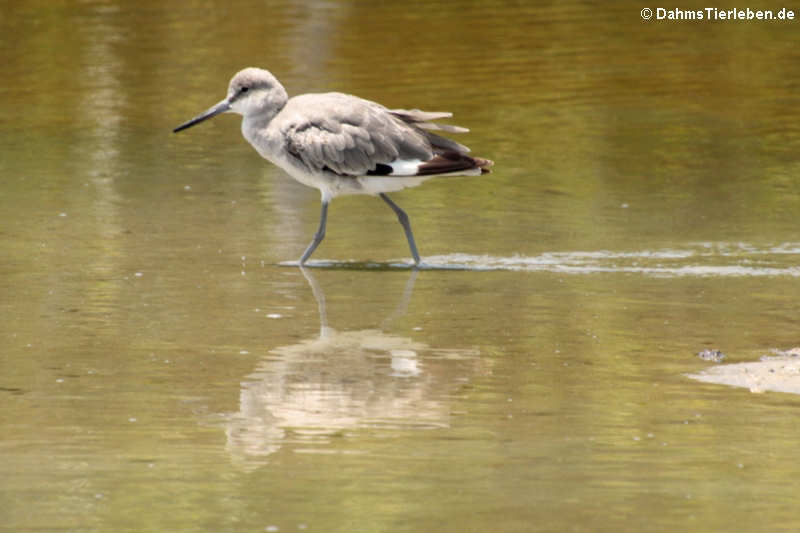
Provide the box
[173,99,231,133]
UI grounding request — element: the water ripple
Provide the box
[423,242,800,277]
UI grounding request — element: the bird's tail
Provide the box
[390,108,494,175]
[416,151,494,176]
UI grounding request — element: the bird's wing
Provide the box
[279,93,471,177]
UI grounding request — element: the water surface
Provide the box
[3,1,800,531]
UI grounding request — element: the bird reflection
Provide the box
[222,267,483,467]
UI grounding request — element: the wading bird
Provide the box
[173,68,492,266]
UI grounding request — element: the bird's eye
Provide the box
[240,86,249,93]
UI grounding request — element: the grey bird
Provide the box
[173,68,493,266]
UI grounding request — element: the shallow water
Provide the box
[3,1,800,531]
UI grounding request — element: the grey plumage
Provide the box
[278,94,467,176]
[389,109,470,133]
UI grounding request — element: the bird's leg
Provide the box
[380,193,421,266]
[300,200,328,265]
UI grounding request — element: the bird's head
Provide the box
[173,68,288,133]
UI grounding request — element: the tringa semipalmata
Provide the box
[173,67,493,266]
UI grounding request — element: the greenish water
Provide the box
[2,1,800,531]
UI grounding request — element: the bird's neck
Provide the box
[241,111,281,161]
[244,88,287,130]
[243,108,277,132]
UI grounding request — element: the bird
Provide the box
[173,67,493,266]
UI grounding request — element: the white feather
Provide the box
[386,159,424,176]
